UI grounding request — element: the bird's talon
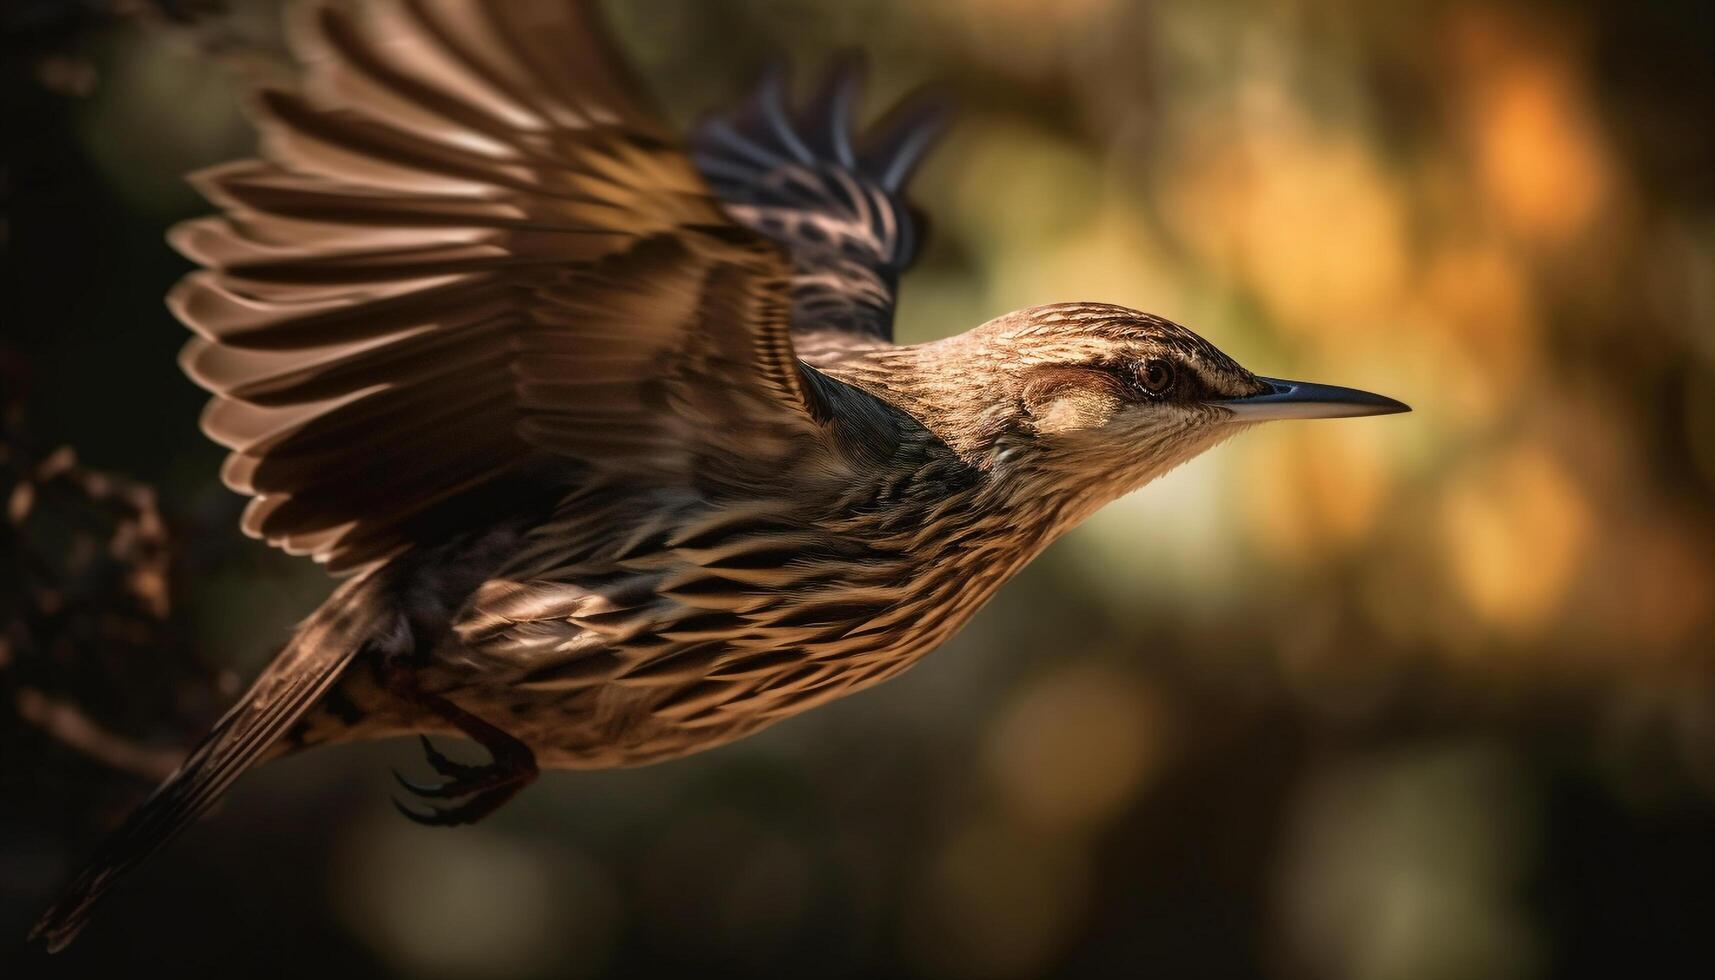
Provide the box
[392,794,484,827]
[391,768,449,797]
[392,797,444,826]
[392,793,500,827]
[385,692,537,827]
[417,735,483,780]
[394,736,535,807]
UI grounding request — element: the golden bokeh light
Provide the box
[1439,445,1593,638]
[1242,422,1397,564]
[1164,117,1411,343]
[1446,8,1614,245]
[1416,239,1541,421]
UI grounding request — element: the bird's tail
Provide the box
[29,566,396,952]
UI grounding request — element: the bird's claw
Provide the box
[416,734,485,781]
[390,735,486,797]
[391,768,455,798]
[392,794,503,828]
[391,735,536,827]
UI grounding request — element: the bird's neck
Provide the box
[820,341,1021,463]
[820,343,1132,557]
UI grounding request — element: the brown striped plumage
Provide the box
[32,0,1407,951]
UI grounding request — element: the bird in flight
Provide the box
[32,0,1407,950]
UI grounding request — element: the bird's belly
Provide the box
[449,604,954,769]
[433,491,1036,769]
[445,581,1005,768]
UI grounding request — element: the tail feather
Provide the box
[29,568,392,952]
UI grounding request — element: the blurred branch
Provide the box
[2,349,216,783]
[15,686,185,780]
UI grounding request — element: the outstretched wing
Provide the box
[173,0,847,573]
[689,59,949,352]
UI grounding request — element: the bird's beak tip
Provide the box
[1215,377,1411,422]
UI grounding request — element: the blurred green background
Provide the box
[4,0,1715,977]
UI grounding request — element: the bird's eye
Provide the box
[1137,358,1176,396]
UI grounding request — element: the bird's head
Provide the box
[870,303,1408,519]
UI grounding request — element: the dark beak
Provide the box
[1214,377,1410,421]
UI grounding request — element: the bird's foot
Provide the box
[393,733,529,797]
[384,670,538,827]
[392,735,537,827]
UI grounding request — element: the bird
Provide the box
[30,0,1408,951]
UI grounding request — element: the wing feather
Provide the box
[689,58,950,346]
[175,0,850,572]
